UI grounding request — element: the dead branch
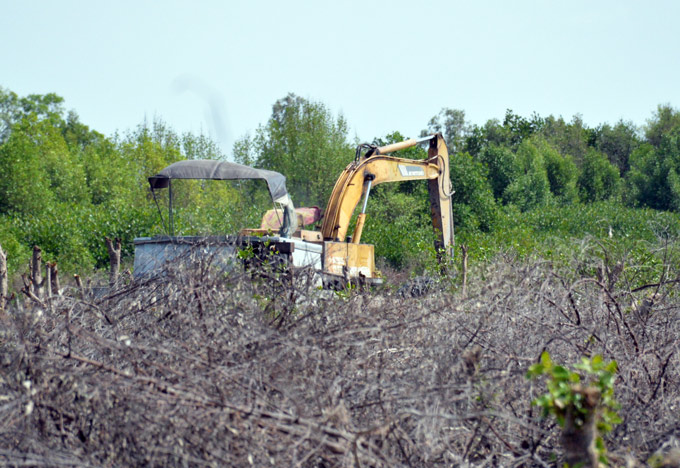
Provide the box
[48,262,60,296]
[0,252,678,467]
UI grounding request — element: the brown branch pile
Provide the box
[1,249,679,467]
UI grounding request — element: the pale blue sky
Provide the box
[2,0,679,155]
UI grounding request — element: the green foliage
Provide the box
[625,128,680,211]
[477,145,519,200]
[234,93,351,207]
[623,105,680,211]
[422,108,470,153]
[0,215,30,275]
[12,203,95,273]
[361,188,435,270]
[79,203,161,268]
[181,132,224,161]
[540,138,579,203]
[463,110,543,156]
[502,109,544,148]
[527,352,621,430]
[540,114,590,164]
[0,87,65,142]
[476,136,578,207]
[449,152,497,231]
[456,201,680,284]
[645,104,680,147]
[10,201,160,273]
[578,148,621,202]
[527,352,621,464]
[2,85,680,290]
[80,135,133,205]
[502,138,551,211]
[169,179,269,236]
[118,120,184,191]
[594,120,640,174]
[0,119,56,216]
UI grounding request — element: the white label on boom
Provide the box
[398,165,425,177]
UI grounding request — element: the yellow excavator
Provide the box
[317,132,454,286]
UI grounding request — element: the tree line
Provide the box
[1,86,679,278]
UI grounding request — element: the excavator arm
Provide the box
[320,133,454,279]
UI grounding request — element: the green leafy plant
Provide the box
[527,352,621,465]
[332,280,357,300]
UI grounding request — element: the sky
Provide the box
[2,0,679,156]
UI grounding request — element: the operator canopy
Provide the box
[148,159,290,203]
[148,159,297,237]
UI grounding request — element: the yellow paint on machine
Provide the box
[323,241,376,278]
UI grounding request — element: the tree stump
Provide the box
[460,244,469,298]
[0,243,7,310]
[30,246,44,299]
[106,237,122,286]
[561,385,601,468]
[48,262,60,296]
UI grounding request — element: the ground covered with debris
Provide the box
[1,251,679,467]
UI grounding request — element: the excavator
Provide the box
[134,133,454,287]
[240,132,454,286]
[317,132,454,286]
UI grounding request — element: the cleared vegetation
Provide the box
[1,239,679,467]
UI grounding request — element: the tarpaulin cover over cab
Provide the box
[148,159,297,236]
[148,160,290,203]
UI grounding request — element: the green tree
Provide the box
[594,120,640,175]
[422,108,470,153]
[480,118,507,148]
[182,132,224,161]
[362,188,433,269]
[0,115,90,215]
[116,119,184,199]
[62,110,103,152]
[0,119,55,215]
[0,88,238,278]
[540,114,590,165]
[462,110,545,159]
[234,93,351,207]
[502,138,551,211]
[449,152,497,231]
[0,87,65,143]
[578,148,621,202]
[537,137,579,203]
[625,128,680,211]
[502,109,544,148]
[466,110,543,155]
[477,144,519,201]
[645,104,680,147]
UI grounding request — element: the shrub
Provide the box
[449,152,497,231]
[502,138,551,211]
[528,352,621,466]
